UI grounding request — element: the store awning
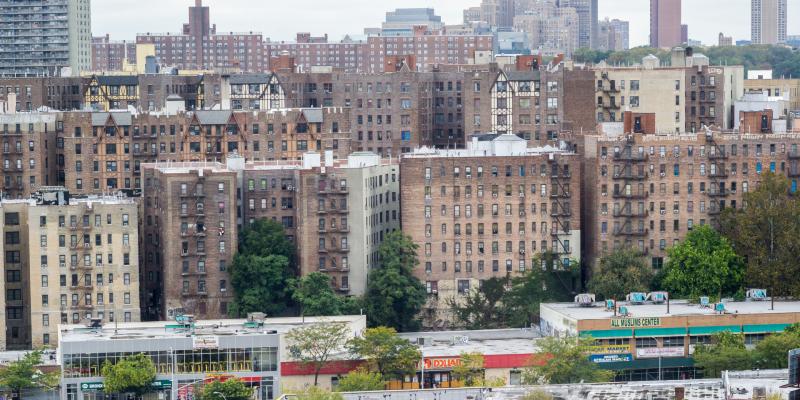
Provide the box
[635,327,687,337]
[742,324,791,334]
[596,357,695,371]
[688,325,741,336]
[580,329,633,339]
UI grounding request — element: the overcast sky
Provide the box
[93,0,797,47]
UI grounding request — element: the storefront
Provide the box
[541,299,800,381]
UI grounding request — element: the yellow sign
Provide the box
[610,317,661,328]
[588,344,632,355]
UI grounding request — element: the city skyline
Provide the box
[92,0,797,47]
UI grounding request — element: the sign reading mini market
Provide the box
[610,317,661,328]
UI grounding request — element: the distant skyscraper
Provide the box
[382,8,444,36]
[650,0,683,48]
[480,0,516,29]
[558,0,599,49]
[0,0,92,77]
[598,18,630,51]
[751,0,787,44]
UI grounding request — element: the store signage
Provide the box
[192,335,219,349]
[636,347,685,358]
[589,354,632,364]
[610,317,661,328]
[588,344,632,354]
[80,380,171,391]
[422,358,462,369]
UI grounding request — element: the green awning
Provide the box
[688,325,741,335]
[635,327,686,337]
[743,324,791,334]
[580,329,633,339]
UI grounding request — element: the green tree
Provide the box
[693,332,752,378]
[0,350,59,398]
[347,327,421,378]
[753,325,800,369]
[451,352,485,387]
[290,387,344,400]
[239,218,295,261]
[197,379,253,400]
[661,225,744,299]
[287,323,350,386]
[100,353,156,396]
[588,248,653,300]
[520,390,554,400]
[228,254,292,317]
[364,231,427,331]
[447,277,511,330]
[293,272,344,316]
[720,173,800,297]
[522,336,614,384]
[335,368,385,392]
[505,252,580,327]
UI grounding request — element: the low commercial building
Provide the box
[58,315,366,400]
[280,328,541,391]
[540,296,800,381]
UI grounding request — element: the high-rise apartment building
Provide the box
[0,112,59,198]
[0,0,92,77]
[480,0,516,29]
[140,162,237,320]
[557,0,599,49]
[598,18,630,51]
[650,0,683,48]
[751,0,788,44]
[381,9,444,36]
[400,134,581,328]
[1,189,140,349]
[513,1,580,56]
[91,35,136,72]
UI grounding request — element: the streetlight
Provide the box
[213,391,228,400]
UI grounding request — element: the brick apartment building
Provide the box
[400,134,581,328]
[56,108,351,195]
[1,189,140,349]
[235,152,400,296]
[582,111,800,271]
[0,112,59,199]
[140,162,237,320]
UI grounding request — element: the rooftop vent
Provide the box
[605,299,616,310]
[574,293,596,307]
[618,306,631,316]
[174,314,195,325]
[699,296,711,308]
[649,291,668,304]
[626,292,647,304]
[747,288,768,301]
[714,303,726,314]
[247,312,266,323]
[87,318,103,329]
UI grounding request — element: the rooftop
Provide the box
[142,161,234,174]
[398,328,541,358]
[404,133,575,159]
[59,315,365,344]
[542,299,800,321]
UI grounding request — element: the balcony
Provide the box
[708,152,728,160]
[612,172,649,180]
[550,210,572,217]
[613,209,649,218]
[613,152,649,162]
[709,170,728,178]
[612,191,649,199]
[549,191,571,199]
[613,228,650,237]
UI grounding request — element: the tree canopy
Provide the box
[293,272,346,316]
[0,350,59,397]
[693,332,752,378]
[239,218,295,262]
[522,336,614,384]
[364,231,427,331]
[505,252,580,327]
[335,368,385,392]
[661,225,744,300]
[229,254,293,317]
[451,352,486,387]
[100,353,156,395]
[197,379,253,400]
[286,323,350,386]
[588,248,653,300]
[720,173,800,296]
[347,327,421,378]
[447,277,511,330]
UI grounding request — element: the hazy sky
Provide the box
[93,0,797,46]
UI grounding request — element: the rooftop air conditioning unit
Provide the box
[699,296,710,308]
[574,293,596,307]
[605,299,615,310]
[618,306,631,316]
[627,292,647,304]
[714,303,726,314]
[649,291,668,304]
[747,288,768,301]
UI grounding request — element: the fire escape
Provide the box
[612,137,650,245]
[549,157,573,264]
[599,73,621,122]
[706,133,730,224]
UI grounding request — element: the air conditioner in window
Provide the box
[660,210,666,215]
[673,210,679,214]
[660,172,666,177]
[59,263,66,269]
[601,193,607,197]
[220,288,227,292]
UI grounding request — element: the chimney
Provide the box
[195,0,202,6]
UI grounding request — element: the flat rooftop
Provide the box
[542,300,800,321]
[59,315,365,344]
[398,328,541,357]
